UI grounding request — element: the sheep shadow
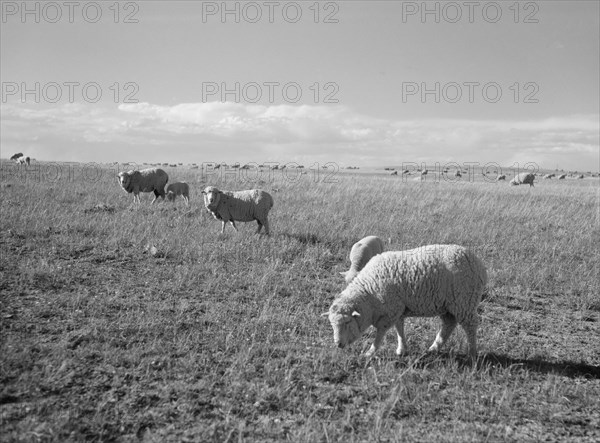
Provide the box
[379,351,600,379]
[476,352,600,379]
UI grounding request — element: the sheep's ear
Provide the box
[351,311,360,317]
[320,312,330,317]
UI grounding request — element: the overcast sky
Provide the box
[1,1,598,171]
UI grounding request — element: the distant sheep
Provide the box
[10,153,30,166]
[454,171,462,178]
[322,244,487,358]
[558,174,567,180]
[510,172,535,187]
[202,186,274,235]
[577,174,584,179]
[496,174,506,181]
[118,168,169,204]
[543,174,555,179]
[166,182,190,205]
[340,236,385,284]
[390,170,398,176]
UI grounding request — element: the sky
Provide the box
[1,0,599,171]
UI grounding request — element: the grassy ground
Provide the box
[1,161,599,442]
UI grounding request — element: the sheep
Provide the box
[390,170,398,175]
[496,174,506,181]
[509,172,535,187]
[166,182,190,205]
[322,244,488,358]
[577,174,584,179]
[202,186,274,235]
[543,174,554,179]
[340,236,385,284]
[454,171,462,178]
[117,168,169,204]
[558,174,567,180]
[10,153,30,166]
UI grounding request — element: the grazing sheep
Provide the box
[340,236,385,284]
[118,168,169,204]
[496,174,506,181]
[577,174,584,179]
[509,172,535,187]
[322,244,488,358]
[390,170,398,176]
[166,182,190,205]
[202,186,274,235]
[543,174,554,179]
[421,169,428,175]
[454,171,462,178]
[10,153,30,166]
[558,174,567,180]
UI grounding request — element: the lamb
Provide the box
[117,168,169,204]
[202,186,274,235]
[322,244,488,358]
[509,172,535,187]
[340,236,385,284]
[166,182,190,205]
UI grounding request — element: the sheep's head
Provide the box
[321,304,362,349]
[202,186,221,209]
[166,191,175,202]
[117,170,138,192]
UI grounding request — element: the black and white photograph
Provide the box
[1,1,599,440]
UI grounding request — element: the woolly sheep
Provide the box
[166,182,190,205]
[118,168,169,204]
[340,236,385,284]
[558,174,567,180]
[322,244,488,358]
[454,171,462,177]
[509,172,535,187]
[496,174,506,181]
[202,186,274,235]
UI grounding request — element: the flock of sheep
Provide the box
[117,167,489,359]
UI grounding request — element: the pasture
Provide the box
[1,161,599,442]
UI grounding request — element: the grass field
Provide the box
[1,161,599,442]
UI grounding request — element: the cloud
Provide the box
[1,101,598,170]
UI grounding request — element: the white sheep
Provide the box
[202,186,274,234]
[509,172,535,187]
[558,174,567,180]
[322,244,488,358]
[117,168,169,204]
[496,174,506,181]
[166,182,190,205]
[340,236,385,284]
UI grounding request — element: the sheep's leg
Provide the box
[229,221,238,231]
[221,221,227,234]
[429,313,457,353]
[459,317,479,358]
[256,220,263,234]
[263,218,270,235]
[365,327,386,357]
[395,318,408,355]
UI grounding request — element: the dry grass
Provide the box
[1,161,599,442]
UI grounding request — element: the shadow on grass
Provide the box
[279,232,322,245]
[478,352,600,379]
[373,351,600,380]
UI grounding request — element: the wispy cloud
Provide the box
[1,102,598,170]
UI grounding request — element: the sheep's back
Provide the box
[351,245,486,316]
